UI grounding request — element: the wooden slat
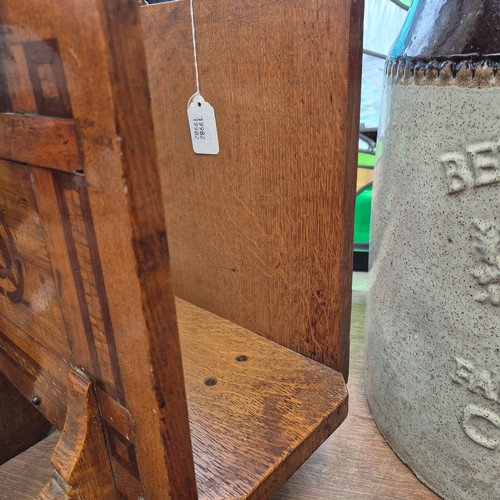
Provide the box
[141,0,363,379]
[89,0,198,496]
[96,387,135,443]
[176,298,348,499]
[0,114,80,171]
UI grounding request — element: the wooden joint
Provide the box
[40,369,118,499]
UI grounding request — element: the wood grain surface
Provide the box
[176,298,348,499]
[0,159,71,428]
[90,0,197,495]
[0,0,364,496]
[0,431,59,500]
[40,369,116,499]
[0,289,440,499]
[0,160,72,360]
[0,114,80,171]
[0,1,196,497]
[141,0,363,379]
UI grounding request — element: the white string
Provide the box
[190,0,200,96]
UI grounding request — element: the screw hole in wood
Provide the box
[235,355,248,362]
[204,377,217,386]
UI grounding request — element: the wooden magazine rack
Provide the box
[0,0,362,498]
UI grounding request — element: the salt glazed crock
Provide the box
[365,1,500,498]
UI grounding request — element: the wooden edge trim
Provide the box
[250,394,349,499]
[339,0,364,382]
[0,113,80,171]
[95,0,197,497]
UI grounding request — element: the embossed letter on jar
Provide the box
[365,1,500,499]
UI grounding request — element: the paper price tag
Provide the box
[187,94,219,155]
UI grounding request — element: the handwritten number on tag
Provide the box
[187,94,219,155]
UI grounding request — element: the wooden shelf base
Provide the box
[0,288,439,500]
[176,299,348,499]
[0,300,347,499]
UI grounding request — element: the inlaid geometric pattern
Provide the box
[0,36,71,117]
[64,188,119,391]
[22,39,72,117]
[54,173,124,402]
[105,423,141,480]
[53,172,142,485]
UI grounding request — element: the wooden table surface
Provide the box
[273,274,440,499]
[1,274,440,499]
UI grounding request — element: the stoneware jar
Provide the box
[365,1,500,498]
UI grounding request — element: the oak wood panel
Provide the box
[0,159,72,363]
[0,372,51,465]
[87,0,197,496]
[141,0,363,379]
[176,298,348,499]
[0,1,196,497]
[0,114,80,171]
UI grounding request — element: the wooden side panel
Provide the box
[0,159,72,365]
[142,0,363,378]
[0,1,196,498]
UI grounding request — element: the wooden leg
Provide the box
[40,369,117,499]
[0,372,51,465]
